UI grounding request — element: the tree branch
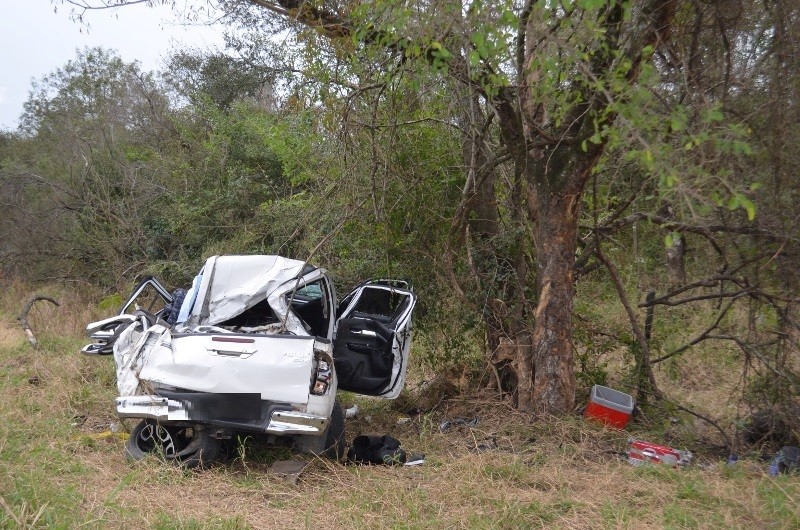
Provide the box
[708,334,800,392]
[652,297,740,364]
[17,295,60,349]
[595,245,661,400]
[62,0,152,10]
[604,212,800,245]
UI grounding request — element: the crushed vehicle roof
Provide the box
[181,255,320,333]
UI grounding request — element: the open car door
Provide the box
[118,276,173,317]
[333,280,416,399]
[82,277,173,356]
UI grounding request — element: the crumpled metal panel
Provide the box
[115,395,189,421]
[198,255,306,327]
[138,333,316,404]
[113,323,169,396]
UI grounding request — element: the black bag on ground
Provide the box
[347,434,406,465]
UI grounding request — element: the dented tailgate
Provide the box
[138,333,316,404]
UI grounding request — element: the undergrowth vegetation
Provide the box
[1,283,798,529]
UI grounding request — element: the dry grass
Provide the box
[1,287,799,529]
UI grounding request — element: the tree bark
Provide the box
[513,330,535,410]
[528,182,583,413]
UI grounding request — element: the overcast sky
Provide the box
[0,1,225,130]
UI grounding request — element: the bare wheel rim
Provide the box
[137,422,177,458]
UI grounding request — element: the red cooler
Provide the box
[584,385,634,428]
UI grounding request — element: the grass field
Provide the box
[0,289,798,529]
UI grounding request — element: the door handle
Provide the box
[207,348,255,358]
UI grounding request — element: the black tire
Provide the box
[125,419,221,469]
[325,400,346,459]
[295,400,346,460]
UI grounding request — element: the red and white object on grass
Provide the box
[627,439,693,467]
[584,385,635,428]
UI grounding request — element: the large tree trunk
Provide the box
[528,184,581,413]
[524,143,602,413]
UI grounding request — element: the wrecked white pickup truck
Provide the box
[83,255,416,467]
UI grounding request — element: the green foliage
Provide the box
[150,101,293,264]
[98,293,124,312]
[594,68,759,222]
[165,51,276,110]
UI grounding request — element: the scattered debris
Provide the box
[78,431,129,442]
[270,460,309,485]
[626,439,692,467]
[404,454,425,466]
[27,375,40,386]
[768,446,800,476]
[439,417,479,431]
[345,404,359,419]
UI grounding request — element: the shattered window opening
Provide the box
[218,298,279,330]
[287,279,330,338]
[349,287,411,326]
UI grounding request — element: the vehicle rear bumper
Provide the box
[116,394,328,435]
[116,395,189,421]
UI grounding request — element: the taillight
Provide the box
[311,357,332,395]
